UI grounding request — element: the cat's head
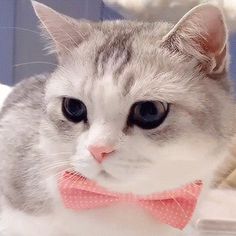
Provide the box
[33,2,235,194]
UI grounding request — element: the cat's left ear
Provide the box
[32,1,92,59]
[161,4,228,77]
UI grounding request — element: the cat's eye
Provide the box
[128,101,169,129]
[62,98,87,123]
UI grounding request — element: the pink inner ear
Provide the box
[194,28,223,55]
[186,5,226,54]
[161,4,228,75]
[172,4,227,56]
[197,7,226,54]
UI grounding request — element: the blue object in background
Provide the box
[0,0,235,86]
[0,0,15,86]
[101,2,123,21]
[0,0,108,85]
[230,34,236,81]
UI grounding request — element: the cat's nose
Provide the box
[88,145,115,163]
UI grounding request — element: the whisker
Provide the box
[0,26,75,57]
[58,170,87,191]
[40,162,70,170]
[159,199,168,207]
[13,61,70,74]
[0,26,40,35]
[42,167,73,185]
[170,195,188,218]
[60,172,79,189]
[38,151,73,157]
[40,164,68,174]
[182,189,198,199]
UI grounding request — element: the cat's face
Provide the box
[34,3,235,194]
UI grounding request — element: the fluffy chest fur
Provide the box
[1,203,181,236]
[1,176,182,236]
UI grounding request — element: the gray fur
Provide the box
[0,75,52,214]
[94,32,132,77]
[0,3,235,222]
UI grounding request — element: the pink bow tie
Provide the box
[59,172,202,230]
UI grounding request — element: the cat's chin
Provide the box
[89,170,167,195]
[88,169,125,187]
[97,170,119,181]
[71,169,142,194]
[91,168,205,195]
[70,168,120,184]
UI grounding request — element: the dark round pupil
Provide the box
[139,102,158,121]
[67,99,83,116]
[128,101,169,130]
[62,98,87,123]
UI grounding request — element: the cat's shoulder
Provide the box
[0,74,48,119]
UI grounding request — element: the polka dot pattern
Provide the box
[59,172,202,230]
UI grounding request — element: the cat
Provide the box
[0,2,235,236]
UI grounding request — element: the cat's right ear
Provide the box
[161,4,228,77]
[32,1,92,58]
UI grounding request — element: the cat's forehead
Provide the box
[98,20,173,38]
[46,21,199,106]
[64,22,176,79]
[66,20,173,64]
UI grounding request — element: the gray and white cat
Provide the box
[0,2,235,236]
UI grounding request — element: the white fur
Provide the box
[0,84,11,110]
[0,3,234,236]
[2,188,236,235]
[1,197,181,236]
[0,73,225,235]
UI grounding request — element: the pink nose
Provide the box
[88,145,114,163]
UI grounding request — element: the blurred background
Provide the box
[0,0,235,86]
[0,0,122,85]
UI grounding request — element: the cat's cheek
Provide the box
[69,135,102,179]
[112,132,222,193]
[147,135,223,188]
[71,153,102,179]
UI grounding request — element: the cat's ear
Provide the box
[32,1,92,57]
[161,4,228,77]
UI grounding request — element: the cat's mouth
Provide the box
[69,169,118,182]
[98,170,117,181]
